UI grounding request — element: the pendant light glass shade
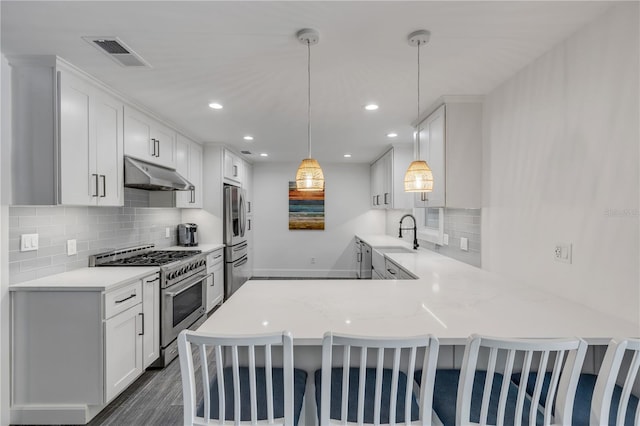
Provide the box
[404,30,434,193]
[295,158,325,191]
[404,160,433,192]
[295,29,324,191]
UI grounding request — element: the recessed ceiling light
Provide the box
[387,132,398,138]
[343,154,352,158]
[364,104,379,111]
[243,136,254,141]
[208,102,223,110]
[260,153,268,157]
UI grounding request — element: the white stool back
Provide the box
[319,332,439,425]
[178,330,296,426]
[457,334,587,426]
[591,338,640,426]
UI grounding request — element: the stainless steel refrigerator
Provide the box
[224,184,250,299]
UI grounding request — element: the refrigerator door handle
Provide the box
[239,190,246,238]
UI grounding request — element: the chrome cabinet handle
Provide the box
[100,175,106,197]
[247,201,251,213]
[150,138,156,156]
[248,219,251,231]
[190,189,195,203]
[234,257,248,267]
[384,193,390,205]
[156,139,160,157]
[387,268,397,275]
[115,293,136,304]
[233,165,238,177]
[376,195,380,206]
[210,272,215,286]
[92,174,99,197]
[146,276,160,283]
[421,192,428,202]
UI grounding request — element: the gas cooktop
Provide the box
[99,250,201,266]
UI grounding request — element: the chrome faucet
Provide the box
[399,214,419,250]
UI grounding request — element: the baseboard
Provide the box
[251,268,357,279]
[10,403,104,424]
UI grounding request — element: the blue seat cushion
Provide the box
[421,369,544,426]
[196,366,307,425]
[314,367,419,423]
[512,372,640,426]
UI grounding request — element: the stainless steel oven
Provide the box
[161,271,206,347]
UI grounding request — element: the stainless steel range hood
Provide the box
[124,157,194,191]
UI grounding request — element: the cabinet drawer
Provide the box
[206,249,224,272]
[105,280,142,319]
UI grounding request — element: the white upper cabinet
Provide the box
[414,97,483,208]
[370,145,413,210]
[223,149,244,185]
[9,56,123,206]
[59,72,124,206]
[124,106,177,169]
[175,134,203,208]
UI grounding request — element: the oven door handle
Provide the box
[164,274,207,297]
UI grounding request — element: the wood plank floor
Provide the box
[87,359,185,426]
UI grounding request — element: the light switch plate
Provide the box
[67,239,77,256]
[460,237,469,251]
[165,227,170,238]
[20,234,38,252]
[443,234,449,245]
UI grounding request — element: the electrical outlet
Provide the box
[20,234,38,252]
[67,239,77,256]
[554,243,572,264]
[165,227,170,238]
[460,237,468,251]
[310,257,316,264]
[443,234,449,245]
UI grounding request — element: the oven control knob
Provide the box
[200,260,206,267]
[168,272,175,280]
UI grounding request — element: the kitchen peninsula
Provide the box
[199,235,637,344]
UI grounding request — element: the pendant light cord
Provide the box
[307,40,312,159]
[416,40,421,159]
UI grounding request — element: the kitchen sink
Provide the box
[375,246,415,254]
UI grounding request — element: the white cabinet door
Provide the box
[381,151,393,207]
[141,273,160,369]
[104,303,143,403]
[93,91,124,206]
[58,70,123,206]
[223,149,243,184]
[188,142,203,208]
[59,70,94,205]
[175,135,203,208]
[124,106,177,169]
[415,105,446,207]
[206,249,224,312]
[175,136,190,207]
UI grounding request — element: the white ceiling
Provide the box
[1,1,612,164]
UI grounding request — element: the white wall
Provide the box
[253,162,385,277]
[1,54,12,426]
[482,3,639,325]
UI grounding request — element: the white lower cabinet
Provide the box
[206,249,224,312]
[10,273,160,424]
[104,303,143,402]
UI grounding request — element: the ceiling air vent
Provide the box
[82,36,151,68]
[241,151,252,155]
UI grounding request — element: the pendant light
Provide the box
[295,28,325,191]
[404,30,434,193]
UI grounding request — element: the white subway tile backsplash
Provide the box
[8,190,182,284]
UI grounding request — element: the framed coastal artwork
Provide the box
[288,181,325,230]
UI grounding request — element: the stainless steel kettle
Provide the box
[177,223,198,246]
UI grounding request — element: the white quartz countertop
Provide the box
[166,243,224,253]
[198,234,639,345]
[9,266,160,292]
